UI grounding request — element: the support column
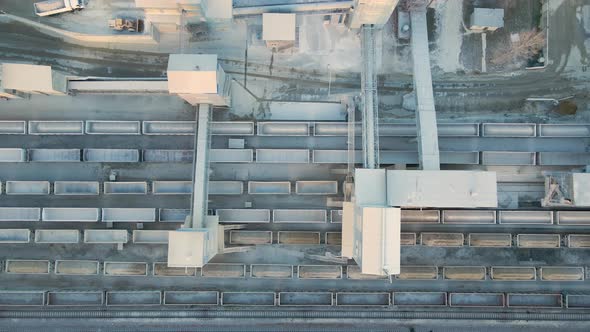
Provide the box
[189,104,211,229]
[410,10,440,170]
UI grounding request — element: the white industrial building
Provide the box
[342,169,401,277]
[342,168,497,277]
[1,63,67,96]
[0,65,20,99]
[167,54,230,106]
[167,227,216,267]
[262,13,297,51]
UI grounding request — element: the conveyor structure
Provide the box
[167,104,219,268]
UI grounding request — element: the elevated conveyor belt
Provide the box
[360,25,379,169]
[410,10,440,170]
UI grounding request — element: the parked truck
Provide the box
[34,0,84,17]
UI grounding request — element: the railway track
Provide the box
[0,97,589,328]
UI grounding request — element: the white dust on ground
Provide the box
[229,80,258,118]
[380,20,414,76]
[40,0,145,35]
[433,0,464,73]
[289,15,361,72]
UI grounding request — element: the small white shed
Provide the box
[1,63,67,95]
[167,54,229,106]
[263,13,297,51]
[262,13,296,41]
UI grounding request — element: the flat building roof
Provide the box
[386,170,498,208]
[1,63,57,93]
[167,54,218,94]
[263,13,296,41]
[167,230,207,267]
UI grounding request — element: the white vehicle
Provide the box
[33,0,84,17]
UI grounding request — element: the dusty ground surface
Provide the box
[2,0,589,123]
